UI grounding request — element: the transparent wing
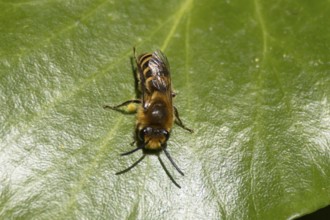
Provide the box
[148,50,171,92]
[149,50,170,76]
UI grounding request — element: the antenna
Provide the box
[158,155,181,188]
[115,154,146,175]
[120,146,142,156]
[162,147,184,176]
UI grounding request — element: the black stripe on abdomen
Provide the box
[139,53,152,70]
[139,53,153,78]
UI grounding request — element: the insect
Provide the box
[104,48,193,187]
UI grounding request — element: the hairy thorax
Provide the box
[137,96,174,132]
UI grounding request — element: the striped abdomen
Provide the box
[137,53,153,79]
[136,50,171,94]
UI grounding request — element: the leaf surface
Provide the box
[0,0,329,219]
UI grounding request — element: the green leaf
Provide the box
[1,0,329,219]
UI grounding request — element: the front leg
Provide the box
[103,99,141,110]
[173,106,193,133]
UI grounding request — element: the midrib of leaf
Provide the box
[161,0,193,51]
[253,0,268,58]
[248,0,270,217]
[184,0,193,115]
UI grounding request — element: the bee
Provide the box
[104,48,193,187]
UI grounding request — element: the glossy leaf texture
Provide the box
[0,0,329,219]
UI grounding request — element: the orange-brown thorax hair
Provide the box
[137,91,174,150]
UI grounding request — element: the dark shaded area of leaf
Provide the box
[297,205,330,220]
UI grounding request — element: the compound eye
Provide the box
[139,127,152,141]
[161,130,170,141]
[138,129,145,141]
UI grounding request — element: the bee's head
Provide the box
[118,125,183,186]
[138,127,170,150]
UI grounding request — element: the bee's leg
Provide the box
[173,106,193,133]
[131,52,141,98]
[103,99,141,110]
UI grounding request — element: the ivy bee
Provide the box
[104,48,193,187]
